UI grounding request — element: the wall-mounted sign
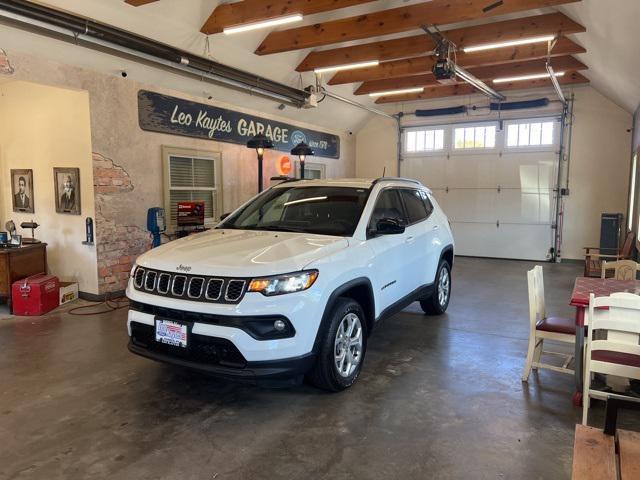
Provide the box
[0,48,15,75]
[278,156,292,175]
[138,90,340,158]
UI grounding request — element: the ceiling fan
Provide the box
[421,24,506,101]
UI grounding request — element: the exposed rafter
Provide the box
[361,56,586,96]
[124,0,159,6]
[296,12,585,72]
[335,38,584,88]
[257,0,581,55]
[373,72,589,104]
[201,0,376,34]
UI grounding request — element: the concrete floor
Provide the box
[1,257,639,480]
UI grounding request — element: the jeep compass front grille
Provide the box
[132,267,248,304]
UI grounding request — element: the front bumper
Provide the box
[127,280,325,362]
[128,338,316,382]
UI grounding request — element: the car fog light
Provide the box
[274,320,286,331]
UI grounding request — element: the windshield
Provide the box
[220,185,370,236]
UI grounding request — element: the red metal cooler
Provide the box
[12,274,60,316]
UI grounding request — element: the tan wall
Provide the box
[562,87,633,259]
[355,116,398,178]
[3,50,355,294]
[355,86,633,260]
[0,81,99,293]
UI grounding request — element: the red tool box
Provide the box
[12,274,60,316]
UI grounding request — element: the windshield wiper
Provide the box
[257,225,305,233]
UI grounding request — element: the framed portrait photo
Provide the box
[11,169,35,214]
[54,167,81,215]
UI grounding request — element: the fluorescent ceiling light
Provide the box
[493,71,565,84]
[223,14,303,34]
[314,60,379,75]
[368,87,424,97]
[463,35,556,53]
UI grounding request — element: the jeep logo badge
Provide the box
[176,264,192,273]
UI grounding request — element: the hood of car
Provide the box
[135,228,349,277]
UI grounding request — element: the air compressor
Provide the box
[147,207,166,248]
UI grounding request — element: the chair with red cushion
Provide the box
[582,292,640,425]
[522,265,576,382]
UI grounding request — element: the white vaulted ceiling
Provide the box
[0,0,638,135]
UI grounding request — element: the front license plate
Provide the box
[155,319,188,348]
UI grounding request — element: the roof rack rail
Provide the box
[371,177,421,186]
[270,176,301,184]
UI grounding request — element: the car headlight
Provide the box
[248,270,319,296]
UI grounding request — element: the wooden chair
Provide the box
[522,266,576,382]
[582,292,640,426]
[584,231,636,278]
[601,259,640,280]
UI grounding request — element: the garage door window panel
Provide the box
[505,119,559,151]
[453,124,497,152]
[404,128,445,155]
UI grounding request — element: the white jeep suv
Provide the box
[126,177,454,391]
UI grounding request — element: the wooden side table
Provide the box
[0,243,48,313]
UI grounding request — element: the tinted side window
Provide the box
[369,189,406,229]
[419,190,434,217]
[400,189,428,224]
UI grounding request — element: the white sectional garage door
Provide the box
[400,118,561,261]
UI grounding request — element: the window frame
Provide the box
[398,188,430,226]
[403,126,447,156]
[366,187,408,238]
[451,122,499,153]
[502,117,560,152]
[162,146,223,233]
[295,160,326,180]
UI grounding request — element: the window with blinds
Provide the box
[163,147,221,230]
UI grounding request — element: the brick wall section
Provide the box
[93,153,151,293]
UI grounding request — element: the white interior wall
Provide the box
[355,116,398,178]
[561,87,632,259]
[0,81,99,293]
[355,85,633,260]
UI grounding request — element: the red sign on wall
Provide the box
[278,156,292,175]
[177,201,205,226]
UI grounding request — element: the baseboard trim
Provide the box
[559,258,583,264]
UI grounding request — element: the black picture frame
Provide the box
[54,167,81,215]
[11,169,34,214]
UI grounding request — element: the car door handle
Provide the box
[405,236,414,243]
[432,225,439,230]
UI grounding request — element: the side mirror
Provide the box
[219,212,231,221]
[375,218,405,235]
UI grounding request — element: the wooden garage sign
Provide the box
[138,90,340,158]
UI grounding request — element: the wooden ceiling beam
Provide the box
[201,0,376,35]
[296,12,585,72]
[358,55,586,95]
[337,37,584,87]
[373,71,589,103]
[124,0,159,6]
[257,0,581,56]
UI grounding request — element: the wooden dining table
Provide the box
[569,277,640,405]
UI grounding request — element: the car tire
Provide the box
[420,259,451,316]
[308,297,367,392]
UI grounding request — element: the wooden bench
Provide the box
[572,425,640,479]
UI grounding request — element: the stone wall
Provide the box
[93,152,150,293]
